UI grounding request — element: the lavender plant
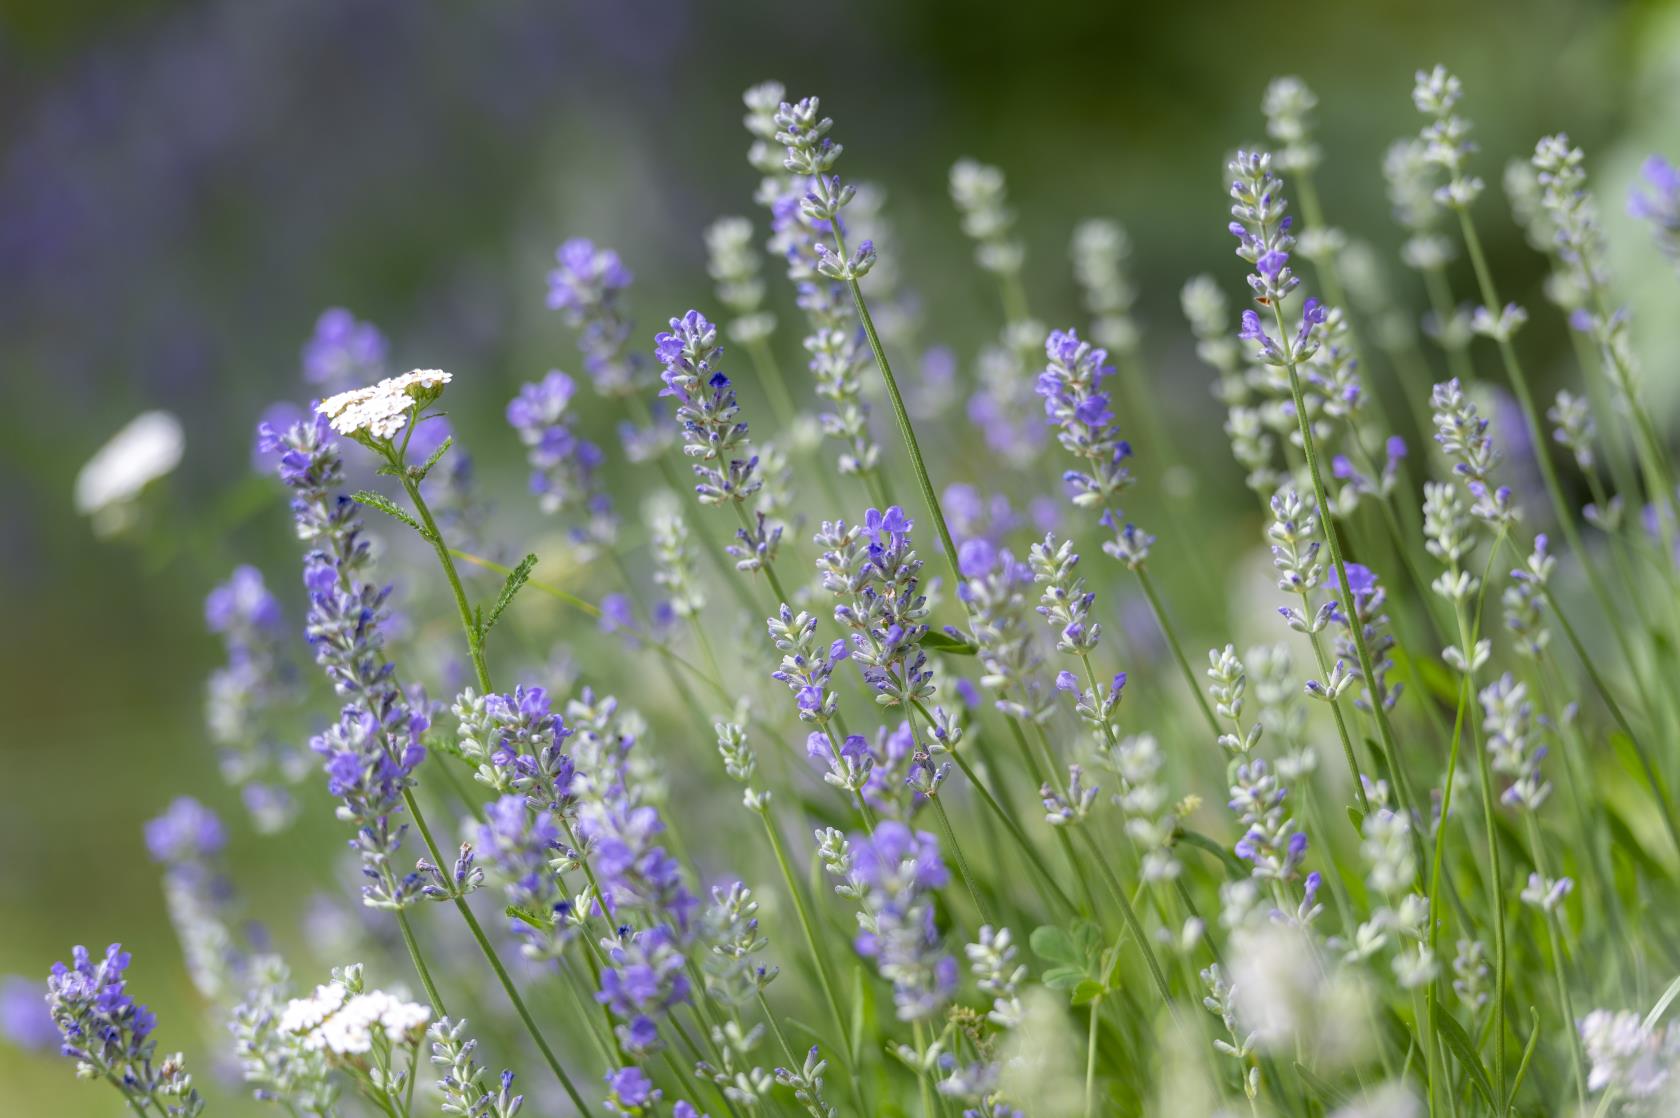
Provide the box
[46,62,1680,1118]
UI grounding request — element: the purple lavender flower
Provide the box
[604,1065,661,1115]
[547,239,643,398]
[597,925,691,1057]
[144,798,226,864]
[507,370,616,541]
[1629,155,1680,271]
[302,307,387,394]
[0,976,57,1051]
[1038,329,1133,510]
[816,508,934,711]
[205,566,300,832]
[580,795,698,934]
[1327,563,1401,713]
[46,945,203,1115]
[655,310,782,571]
[842,822,956,1021]
[260,412,426,909]
[477,794,572,959]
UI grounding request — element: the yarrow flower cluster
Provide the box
[317,369,451,442]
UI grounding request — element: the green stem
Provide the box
[1268,300,1424,857]
[758,808,855,1074]
[1074,825,1174,1009]
[394,910,446,1017]
[831,227,962,588]
[1133,563,1219,737]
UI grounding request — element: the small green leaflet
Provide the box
[352,490,428,538]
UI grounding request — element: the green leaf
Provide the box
[921,630,978,656]
[415,435,454,480]
[481,553,538,639]
[1042,965,1084,990]
[1511,1006,1541,1099]
[352,490,428,538]
[1434,999,1496,1111]
[504,905,545,931]
[1346,805,1366,832]
[1069,979,1106,1006]
[1030,925,1079,965]
[1293,1061,1351,1108]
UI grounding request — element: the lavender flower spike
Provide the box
[47,944,205,1116]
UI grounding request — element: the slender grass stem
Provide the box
[1133,563,1220,737]
[757,807,856,1076]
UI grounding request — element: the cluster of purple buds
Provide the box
[1430,378,1521,529]
[1480,674,1552,812]
[301,307,387,394]
[1037,329,1133,510]
[816,507,935,710]
[204,564,302,832]
[457,685,580,818]
[477,794,574,960]
[1503,535,1554,658]
[768,605,850,726]
[839,821,957,1022]
[655,310,783,570]
[46,944,204,1116]
[1227,757,1309,885]
[1028,534,1101,656]
[746,84,881,480]
[579,791,698,935]
[260,413,427,909]
[506,371,616,541]
[1629,155,1680,273]
[429,1016,525,1118]
[145,798,244,1000]
[773,96,876,282]
[597,925,692,1058]
[1327,563,1401,713]
[1228,151,1331,371]
[700,881,778,1006]
[955,538,1053,723]
[547,238,645,399]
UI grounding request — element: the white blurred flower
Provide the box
[75,410,183,534]
[280,983,430,1057]
[317,369,451,440]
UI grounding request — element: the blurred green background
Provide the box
[5,0,1680,1111]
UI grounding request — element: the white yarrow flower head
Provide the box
[75,410,184,535]
[316,369,452,443]
[280,977,430,1058]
